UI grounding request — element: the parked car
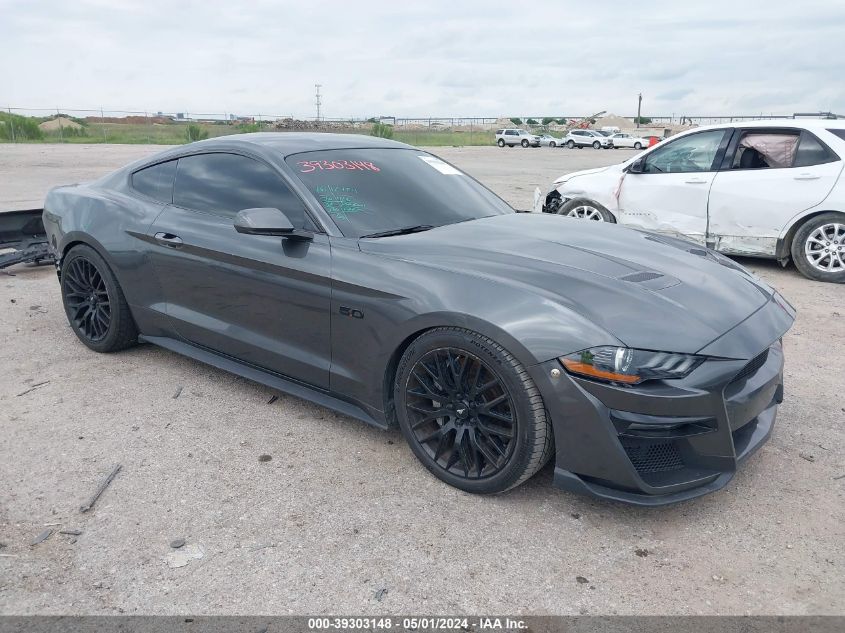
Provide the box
[495,128,540,147]
[609,132,648,149]
[537,134,564,148]
[563,129,613,149]
[538,119,845,282]
[43,133,795,505]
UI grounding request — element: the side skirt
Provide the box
[139,335,387,430]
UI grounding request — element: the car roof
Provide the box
[172,132,414,158]
[680,118,845,133]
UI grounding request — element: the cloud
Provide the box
[1,0,843,118]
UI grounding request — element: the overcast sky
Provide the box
[2,0,843,119]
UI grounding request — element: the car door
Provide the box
[146,152,332,389]
[616,128,732,245]
[707,128,843,256]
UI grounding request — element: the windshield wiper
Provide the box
[360,225,435,239]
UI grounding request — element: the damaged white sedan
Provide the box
[535,119,845,282]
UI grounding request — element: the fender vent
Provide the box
[620,271,664,283]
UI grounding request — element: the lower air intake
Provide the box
[620,438,684,473]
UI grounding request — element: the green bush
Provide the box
[45,126,88,138]
[371,122,394,139]
[237,123,261,133]
[526,118,539,125]
[186,124,209,142]
[555,118,568,125]
[509,117,522,125]
[634,116,652,125]
[541,117,555,126]
[0,112,44,140]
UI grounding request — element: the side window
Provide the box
[794,132,839,167]
[731,131,800,169]
[173,153,306,225]
[131,160,177,203]
[495,129,504,135]
[643,129,727,174]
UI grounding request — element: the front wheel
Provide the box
[557,198,614,222]
[592,141,601,149]
[634,142,643,150]
[521,139,529,148]
[60,244,139,352]
[549,141,556,148]
[497,139,505,147]
[395,328,553,494]
[791,213,845,282]
[566,140,575,149]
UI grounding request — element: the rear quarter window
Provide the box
[131,160,177,203]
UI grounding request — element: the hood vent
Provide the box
[620,271,664,283]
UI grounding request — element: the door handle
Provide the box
[154,232,183,248]
[794,173,820,180]
[684,177,708,184]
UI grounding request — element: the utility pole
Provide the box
[636,92,642,128]
[315,84,322,121]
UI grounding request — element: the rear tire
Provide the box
[790,212,845,283]
[394,327,553,494]
[497,139,505,147]
[549,141,556,148]
[60,244,139,352]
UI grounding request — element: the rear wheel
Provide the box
[566,140,575,149]
[497,139,505,147]
[549,141,556,148]
[395,328,553,494]
[791,213,845,282]
[557,198,614,222]
[60,244,138,352]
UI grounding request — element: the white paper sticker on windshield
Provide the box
[418,155,463,175]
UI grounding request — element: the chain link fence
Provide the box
[2,107,834,147]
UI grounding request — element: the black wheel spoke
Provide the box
[405,346,516,481]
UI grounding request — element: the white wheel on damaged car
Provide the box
[556,198,614,222]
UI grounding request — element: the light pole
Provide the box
[636,92,642,128]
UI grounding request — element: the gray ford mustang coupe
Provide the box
[43,133,795,505]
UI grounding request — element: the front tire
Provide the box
[634,142,643,150]
[556,198,614,222]
[521,139,529,148]
[549,141,556,148]
[60,244,139,352]
[394,328,553,494]
[566,140,575,149]
[592,141,601,149]
[791,213,845,282]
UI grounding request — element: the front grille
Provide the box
[731,348,769,383]
[620,438,684,473]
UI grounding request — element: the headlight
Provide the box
[560,347,704,385]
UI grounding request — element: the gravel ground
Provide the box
[0,143,843,615]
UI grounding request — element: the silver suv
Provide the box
[496,128,541,148]
[563,129,613,149]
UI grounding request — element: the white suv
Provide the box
[537,119,845,282]
[495,128,541,148]
[563,129,613,149]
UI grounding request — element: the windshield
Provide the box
[286,148,513,238]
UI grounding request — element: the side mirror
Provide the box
[626,157,645,174]
[234,207,313,240]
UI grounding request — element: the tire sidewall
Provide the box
[60,245,125,351]
[557,198,614,222]
[394,329,537,494]
[791,212,845,283]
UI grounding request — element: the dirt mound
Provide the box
[38,117,82,132]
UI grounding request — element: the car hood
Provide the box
[553,165,617,185]
[359,214,776,356]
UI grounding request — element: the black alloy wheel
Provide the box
[405,347,516,479]
[62,255,112,342]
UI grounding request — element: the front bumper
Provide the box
[529,322,791,506]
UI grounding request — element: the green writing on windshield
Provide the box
[316,184,366,221]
